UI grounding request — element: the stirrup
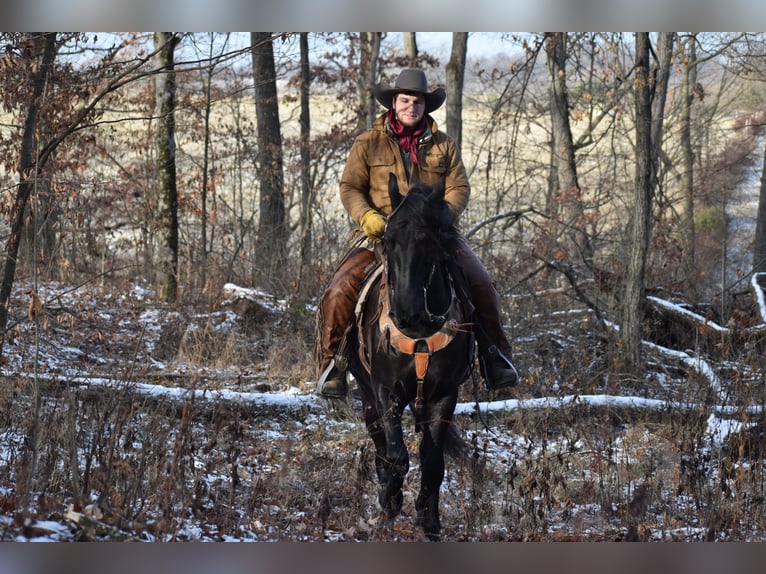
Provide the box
[316,359,349,399]
[479,345,519,390]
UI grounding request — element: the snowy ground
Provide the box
[1,279,765,542]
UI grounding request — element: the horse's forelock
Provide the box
[386,183,458,262]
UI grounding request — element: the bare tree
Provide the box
[678,33,700,301]
[251,33,287,288]
[154,32,179,303]
[358,32,382,131]
[620,32,654,376]
[0,32,192,356]
[196,32,230,291]
[403,32,418,60]
[0,33,57,354]
[650,33,675,168]
[445,33,467,150]
[297,32,313,293]
[545,32,592,268]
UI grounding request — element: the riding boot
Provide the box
[455,242,519,390]
[474,323,519,390]
[315,246,377,399]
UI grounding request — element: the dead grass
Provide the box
[1,278,766,542]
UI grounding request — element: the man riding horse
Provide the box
[315,67,518,398]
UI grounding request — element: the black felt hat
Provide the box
[373,68,446,113]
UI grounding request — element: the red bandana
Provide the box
[387,109,426,165]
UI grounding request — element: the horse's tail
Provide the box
[443,422,471,462]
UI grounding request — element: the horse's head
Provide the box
[383,174,458,338]
[387,173,454,232]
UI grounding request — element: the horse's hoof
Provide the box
[384,507,401,523]
[373,509,399,527]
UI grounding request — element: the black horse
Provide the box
[348,174,474,541]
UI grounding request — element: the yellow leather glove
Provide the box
[360,209,386,241]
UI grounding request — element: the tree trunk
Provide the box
[650,33,674,168]
[154,32,179,304]
[679,33,699,301]
[649,32,675,286]
[446,33,467,151]
[619,32,654,376]
[754,142,766,274]
[0,33,57,357]
[251,33,287,288]
[297,32,313,293]
[198,32,219,291]
[545,32,592,268]
[403,32,418,60]
[20,176,58,277]
[357,32,381,131]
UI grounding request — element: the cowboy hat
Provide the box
[373,68,446,113]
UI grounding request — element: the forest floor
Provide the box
[1,278,766,542]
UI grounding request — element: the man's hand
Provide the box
[360,209,386,241]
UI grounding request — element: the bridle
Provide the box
[382,192,457,329]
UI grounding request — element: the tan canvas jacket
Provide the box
[339,112,470,225]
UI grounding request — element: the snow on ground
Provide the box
[1,279,765,541]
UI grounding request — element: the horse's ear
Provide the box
[429,177,446,203]
[429,177,453,230]
[388,173,403,210]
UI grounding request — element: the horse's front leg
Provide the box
[376,389,409,521]
[415,394,457,541]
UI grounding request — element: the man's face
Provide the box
[392,92,426,128]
